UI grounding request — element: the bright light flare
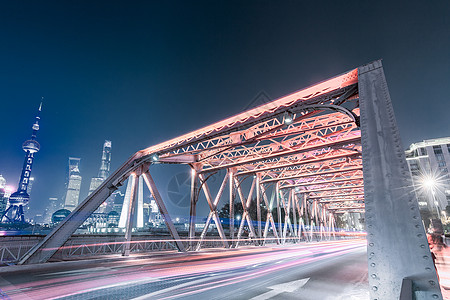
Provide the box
[423,177,437,189]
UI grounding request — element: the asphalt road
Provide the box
[0,239,368,300]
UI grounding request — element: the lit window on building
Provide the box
[433,145,443,154]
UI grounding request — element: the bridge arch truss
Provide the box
[19,60,441,299]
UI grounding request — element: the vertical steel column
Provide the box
[137,175,144,228]
[292,191,298,240]
[296,193,303,242]
[122,173,138,256]
[359,60,441,299]
[276,182,282,238]
[256,175,262,244]
[229,170,235,243]
[118,177,134,228]
[189,167,199,249]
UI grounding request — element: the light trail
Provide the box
[0,239,367,299]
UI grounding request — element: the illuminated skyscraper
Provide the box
[2,102,42,223]
[89,141,112,213]
[44,197,59,224]
[88,140,112,196]
[98,140,111,179]
[0,175,8,217]
[63,157,82,211]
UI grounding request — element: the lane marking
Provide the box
[249,277,310,300]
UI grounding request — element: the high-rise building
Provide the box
[405,137,450,214]
[89,140,112,213]
[0,175,8,217]
[148,196,162,226]
[44,197,59,224]
[98,140,111,180]
[2,102,42,223]
[88,177,104,196]
[112,190,124,214]
[63,157,82,211]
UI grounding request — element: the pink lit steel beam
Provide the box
[201,135,360,174]
[200,122,359,172]
[319,197,364,203]
[261,165,362,183]
[308,192,364,199]
[243,150,361,177]
[196,115,357,165]
[280,176,363,189]
[138,70,358,159]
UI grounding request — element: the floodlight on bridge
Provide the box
[18,60,441,300]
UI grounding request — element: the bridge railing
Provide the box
[0,232,362,264]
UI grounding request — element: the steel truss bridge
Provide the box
[18,60,441,299]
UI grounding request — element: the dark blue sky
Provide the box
[1,1,449,217]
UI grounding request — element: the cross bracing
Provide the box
[18,61,441,299]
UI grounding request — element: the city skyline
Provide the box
[0,1,449,218]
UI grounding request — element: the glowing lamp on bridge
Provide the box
[283,111,293,125]
[151,153,159,162]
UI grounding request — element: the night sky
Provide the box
[1,1,449,218]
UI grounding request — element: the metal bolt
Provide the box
[429,280,436,286]
[369,243,374,247]
[371,263,376,267]
[432,294,439,299]
[372,286,378,291]
[371,274,376,279]
[423,255,429,259]
[420,244,425,248]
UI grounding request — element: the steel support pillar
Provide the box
[292,191,298,241]
[276,182,282,238]
[189,167,199,249]
[137,175,144,228]
[122,173,138,256]
[229,170,235,242]
[256,175,262,244]
[118,177,134,228]
[359,60,441,299]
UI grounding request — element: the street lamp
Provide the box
[421,175,441,219]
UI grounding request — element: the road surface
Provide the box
[0,239,368,299]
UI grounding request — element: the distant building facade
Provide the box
[63,157,82,211]
[405,137,450,213]
[89,140,112,213]
[0,175,8,217]
[44,197,59,224]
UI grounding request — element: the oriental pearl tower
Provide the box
[2,101,42,223]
